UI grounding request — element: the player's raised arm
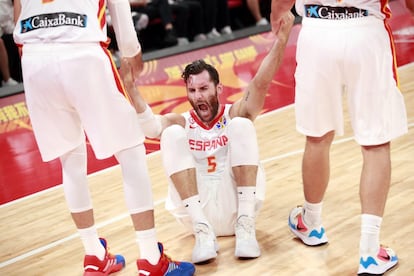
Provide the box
[119,58,147,113]
[231,10,294,121]
[107,0,143,79]
[270,0,295,33]
[119,58,184,138]
[14,0,21,24]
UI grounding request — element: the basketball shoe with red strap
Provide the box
[358,246,398,275]
[83,238,125,276]
[288,206,328,246]
[137,242,195,276]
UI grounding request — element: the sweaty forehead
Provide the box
[187,70,211,87]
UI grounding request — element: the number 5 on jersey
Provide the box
[207,156,217,173]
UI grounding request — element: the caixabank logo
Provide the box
[19,12,87,33]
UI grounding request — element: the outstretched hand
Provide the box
[270,0,295,35]
[271,11,295,44]
[121,51,144,82]
[119,57,147,113]
[119,57,135,91]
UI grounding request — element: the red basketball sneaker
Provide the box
[137,243,195,276]
[83,238,125,276]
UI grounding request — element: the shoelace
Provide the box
[195,223,212,243]
[196,231,209,239]
[162,253,180,272]
[236,216,255,239]
[104,244,115,259]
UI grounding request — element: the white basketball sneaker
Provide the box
[288,206,328,246]
[358,246,398,275]
[192,222,219,263]
[235,215,261,258]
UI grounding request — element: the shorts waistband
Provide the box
[22,42,100,53]
[304,5,368,20]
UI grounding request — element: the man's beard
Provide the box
[191,94,219,123]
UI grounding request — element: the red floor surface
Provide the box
[1,1,413,205]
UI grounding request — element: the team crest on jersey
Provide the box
[215,116,227,129]
[188,117,197,129]
[19,12,87,33]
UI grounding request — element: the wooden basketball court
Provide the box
[0,62,412,275]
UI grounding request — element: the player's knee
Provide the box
[160,124,189,159]
[228,117,256,136]
[161,124,186,142]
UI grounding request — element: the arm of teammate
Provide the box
[14,0,21,24]
[107,0,143,79]
[119,58,185,138]
[269,0,295,33]
[230,10,294,121]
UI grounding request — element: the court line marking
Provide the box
[1,111,413,268]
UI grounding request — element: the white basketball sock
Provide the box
[237,186,256,218]
[78,226,105,260]
[136,228,161,265]
[303,201,323,226]
[360,214,382,254]
[183,195,210,226]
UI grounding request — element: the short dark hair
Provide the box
[181,59,220,86]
